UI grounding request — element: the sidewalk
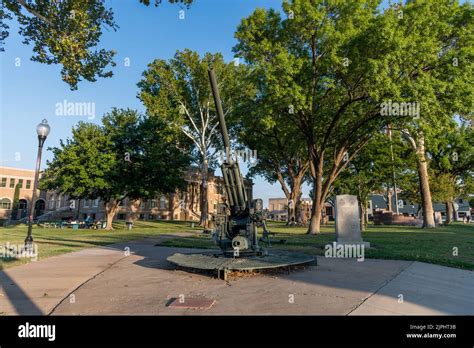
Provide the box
[1,239,473,315]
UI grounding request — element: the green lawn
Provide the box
[0,220,202,270]
[160,221,474,270]
[1,220,473,271]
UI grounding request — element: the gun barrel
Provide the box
[208,67,231,153]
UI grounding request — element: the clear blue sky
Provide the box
[1,0,397,206]
[0,0,308,207]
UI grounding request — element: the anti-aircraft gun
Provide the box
[208,68,269,257]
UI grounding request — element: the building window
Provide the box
[57,195,62,208]
[26,180,31,189]
[92,198,99,207]
[160,196,166,209]
[459,199,463,204]
[18,179,23,188]
[84,199,89,208]
[0,178,6,187]
[9,178,15,188]
[150,200,157,208]
[0,198,12,209]
[49,196,55,209]
[19,200,27,209]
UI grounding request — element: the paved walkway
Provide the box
[1,238,473,315]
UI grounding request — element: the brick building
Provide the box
[0,166,47,223]
[0,166,253,224]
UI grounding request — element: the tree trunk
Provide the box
[76,199,81,220]
[199,159,209,228]
[359,200,366,231]
[404,131,435,228]
[287,185,301,225]
[295,192,302,224]
[287,201,295,225]
[453,202,459,221]
[307,160,323,234]
[386,189,393,212]
[445,200,453,224]
[416,145,435,228]
[104,199,120,230]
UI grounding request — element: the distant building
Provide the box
[267,193,471,223]
[267,197,332,222]
[0,166,253,224]
[368,194,471,220]
[0,166,46,222]
[267,198,287,221]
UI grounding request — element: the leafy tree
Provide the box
[10,183,21,220]
[333,131,409,230]
[429,123,474,223]
[234,0,473,233]
[40,108,190,229]
[138,49,249,227]
[237,97,309,225]
[1,0,193,89]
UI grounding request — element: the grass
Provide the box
[160,221,474,271]
[0,220,202,270]
[1,220,473,271]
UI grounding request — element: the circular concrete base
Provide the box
[167,250,316,278]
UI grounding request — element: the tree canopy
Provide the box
[233,0,474,233]
[1,0,194,89]
[40,108,190,228]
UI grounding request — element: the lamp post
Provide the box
[25,119,50,249]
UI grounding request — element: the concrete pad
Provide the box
[1,238,473,316]
[350,261,474,315]
[49,243,412,315]
[0,246,127,315]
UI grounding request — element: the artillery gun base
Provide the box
[167,250,316,281]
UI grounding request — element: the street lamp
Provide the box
[25,119,51,249]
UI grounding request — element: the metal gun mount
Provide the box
[166,68,317,275]
[208,67,270,257]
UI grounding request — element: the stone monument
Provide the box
[335,194,370,247]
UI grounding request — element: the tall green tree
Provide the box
[138,49,249,227]
[1,0,193,89]
[9,183,21,220]
[390,0,474,228]
[237,98,309,224]
[429,123,474,223]
[40,108,190,229]
[234,0,473,233]
[333,131,409,230]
